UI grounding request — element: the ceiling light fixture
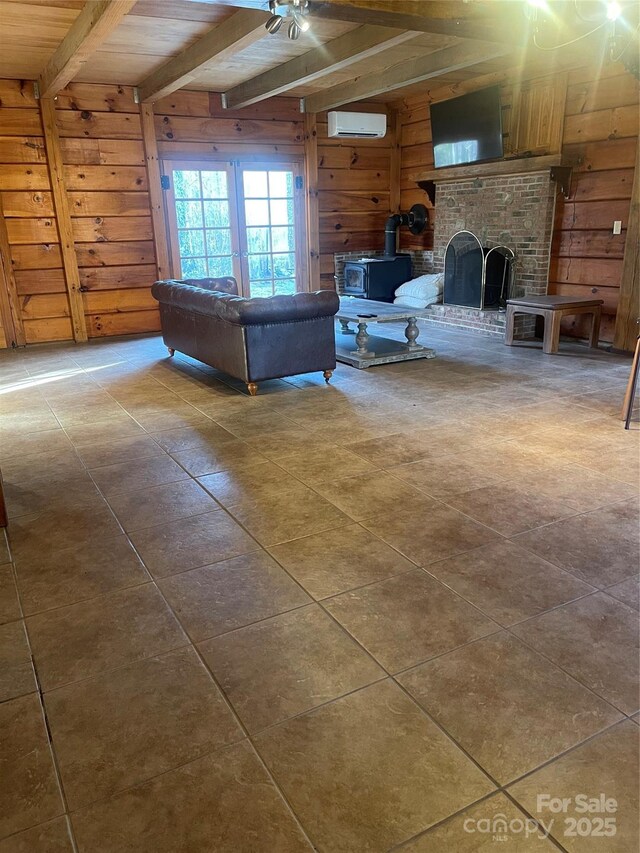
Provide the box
[292,7,311,32]
[606,1,622,20]
[264,0,311,37]
[288,19,301,39]
[265,14,283,33]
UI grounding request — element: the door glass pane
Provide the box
[176,200,203,229]
[271,226,294,252]
[178,229,205,257]
[246,227,270,254]
[205,229,231,256]
[181,257,207,278]
[277,278,296,295]
[273,253,295,278]
[172,168,234,283]
[250,282,273,298]
[208,256,233,278]
[242,168,297,298]
[243,171,268,197]
[269,171,293,197]
[248,254,273,280]
[201,171,227,198]
[174,170,200,199]
[203,200,230,228]
[269,199,290,226]
[245,200,270,226]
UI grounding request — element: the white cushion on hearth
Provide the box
[393,294,439,309]
[395,273,444,301]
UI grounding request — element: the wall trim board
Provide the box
[140,103,170,281]
[613,140,640,352]
[0,194,24,346]
[304,113,320,292]
[39,97,87,342]
[389,108,401,217]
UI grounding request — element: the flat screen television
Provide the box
[431,86,503,169]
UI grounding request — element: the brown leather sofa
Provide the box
[151,277,339,395]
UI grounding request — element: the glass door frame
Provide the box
[161,154,308,299]
[235,160,308,299]
[162,159,243,290]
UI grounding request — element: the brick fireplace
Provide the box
[425,167,558,336]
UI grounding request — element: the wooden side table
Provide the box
[505,295,603,354]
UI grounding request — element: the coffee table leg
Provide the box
[404,316,422,349]
[355,321,372,356]
[339,318,352,335]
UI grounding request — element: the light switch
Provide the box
[613,220,622,234]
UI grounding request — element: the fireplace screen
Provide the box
[444,230,514,310]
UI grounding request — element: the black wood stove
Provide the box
[341,204,428,303]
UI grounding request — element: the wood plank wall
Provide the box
[0,79,73,344]
[395,62,639,343]
[50,82,159,339]
[0,83,309,346]
[0,80,158,342]
[314,105,393,289]
[0,83,394,345]
[550,64,639,343]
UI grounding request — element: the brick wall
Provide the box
[430,171,557,334]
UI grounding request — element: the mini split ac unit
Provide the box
[327,111,387,139]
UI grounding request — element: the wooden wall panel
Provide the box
[550,68,639,342]
[54,83,159,337]
[315,109,392,289]
[0,80,313,344]
[0,80,71,345]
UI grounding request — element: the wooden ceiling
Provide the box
[0,0,637,107]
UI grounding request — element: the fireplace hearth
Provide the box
[444,230,514,310]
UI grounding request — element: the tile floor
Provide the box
[0,325,638,852]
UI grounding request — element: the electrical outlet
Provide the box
[613,220,622,235]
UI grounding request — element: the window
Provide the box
[163,159,307,298]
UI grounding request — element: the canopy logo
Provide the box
[463,813,553,841]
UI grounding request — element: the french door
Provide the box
[163,159,308,298]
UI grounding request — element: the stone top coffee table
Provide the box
[336,297,436,368]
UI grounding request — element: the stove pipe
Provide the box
[383,204,428,257]
[384,214,403,257]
